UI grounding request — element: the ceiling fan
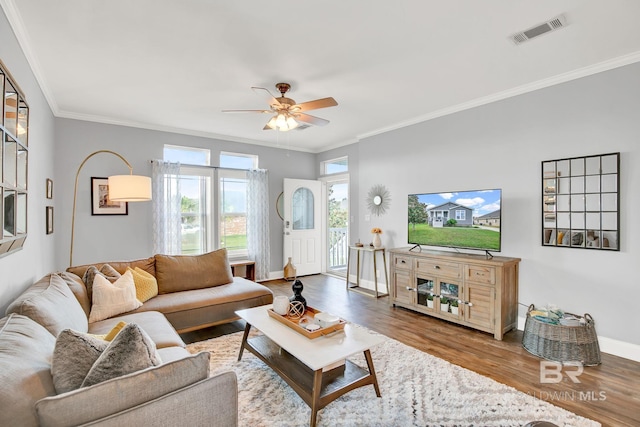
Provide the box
[222,83,338,131]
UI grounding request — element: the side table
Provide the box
[345,246,389,298]
[230,259,256,281]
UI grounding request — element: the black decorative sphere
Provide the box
[290,279,307,309]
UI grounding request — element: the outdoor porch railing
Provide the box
[329,227,348,270]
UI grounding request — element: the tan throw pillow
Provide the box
[51,329,109,394]
[155,248,233,294]
[81,323,161,388]
[88,271,142,323]
[127,267,158,303]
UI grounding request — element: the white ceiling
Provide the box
[3,1,640,152]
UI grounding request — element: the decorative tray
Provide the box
[267,306,346,339]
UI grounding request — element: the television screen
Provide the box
[408,189,502,252]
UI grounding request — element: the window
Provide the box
[455,210,466,221]
[219,152,256,257]
[161,147,258,258]
[321,156,348,175]
[219,169,247,254]
[164,146,213,255]
[164,145,210,165]
[220,151,258,169]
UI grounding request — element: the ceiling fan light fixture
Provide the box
[286,115,299,130]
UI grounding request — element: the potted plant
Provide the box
[450,299,459,315]
[439,297,449,313]
[426,293,434,309]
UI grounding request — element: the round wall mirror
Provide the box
[367,184,390,216]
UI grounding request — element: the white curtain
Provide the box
[247,169,270,280]
[152,160,181,255]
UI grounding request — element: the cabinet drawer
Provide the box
[416,259,462,279]
[465,265,496,285]
[393,255,413,270]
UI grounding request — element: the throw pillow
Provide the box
[127,267,159,303]
[51,329,109,394]
[155,248,234,294]
[90,321,128,341]
[82,323,161,388]
[88,271,142,323]
[82,264,121,302]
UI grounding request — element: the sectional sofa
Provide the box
[0,249,273,426]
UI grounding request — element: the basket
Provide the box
[522,304,601,366]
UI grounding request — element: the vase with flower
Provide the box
[371,227,383,248]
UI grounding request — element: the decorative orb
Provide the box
[288,301,306,319]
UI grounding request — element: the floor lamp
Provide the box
[69,150,152,267]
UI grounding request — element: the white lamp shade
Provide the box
[108,175,152,201]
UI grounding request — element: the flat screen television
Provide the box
[408,189,502,253]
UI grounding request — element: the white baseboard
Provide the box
[518,316,640,362]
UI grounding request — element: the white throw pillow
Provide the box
[88,270,142,323]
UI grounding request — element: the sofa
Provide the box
[0,249,274,427]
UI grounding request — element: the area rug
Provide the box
[187,329,599,427]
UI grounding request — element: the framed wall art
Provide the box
[542,152,619,250]
[46,178,53,199]
[45,206,53,234]
[91,177,128,215]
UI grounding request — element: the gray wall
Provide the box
[354,62,640,345]
[53,119,316,272]
[0,7,57,314]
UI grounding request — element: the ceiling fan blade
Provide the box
[295,97,338,112]
[222,109,271,113]
[296,113,329,127]
[251,87,281,107]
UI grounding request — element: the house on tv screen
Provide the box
[426,203,473,227]
[475,209,501,227]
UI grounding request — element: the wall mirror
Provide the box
[0,59,29,257]
[367,184,390,216]
[542,152,619,250]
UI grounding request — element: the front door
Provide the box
[283,178,322,276]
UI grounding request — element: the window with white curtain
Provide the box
[161,146,257,258]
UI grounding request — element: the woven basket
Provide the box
[522,304,601,366]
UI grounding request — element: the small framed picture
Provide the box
[46,206,54,234]
[46,178,53,199]
[91,177,128,215]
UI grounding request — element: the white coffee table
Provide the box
[236,305,385,427]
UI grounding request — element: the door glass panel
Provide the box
[292,187,314,230]
[440,282,459,302]
[328,181,348,274]
[417,278,435,307]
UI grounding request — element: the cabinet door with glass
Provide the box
[1,60,29,257]
[416,275,462,320]
[542,153,619,250]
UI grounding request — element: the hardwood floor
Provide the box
[181,275,640,427]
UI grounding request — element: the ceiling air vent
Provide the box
[510,14,568,45]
